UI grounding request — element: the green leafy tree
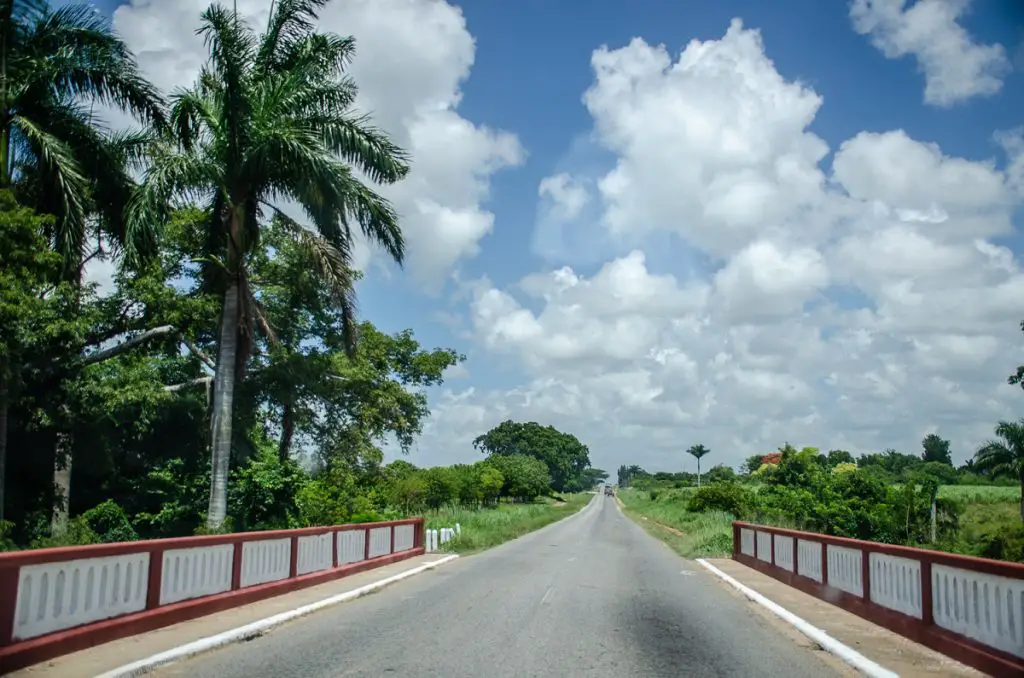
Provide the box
[484,454,551,502]
[825,449,855,468]
[921,433,953,466]
[129,0,411,528]
[0,192,67,521]
[703,464,735,484]
[741,454,763,476]
[473,420,590,492]
[974,419,1024,522]
[686,444,710,487]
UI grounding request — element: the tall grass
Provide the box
[425,494,591,554]
[617,488,733,558]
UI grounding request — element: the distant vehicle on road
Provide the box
[603,485,614,496]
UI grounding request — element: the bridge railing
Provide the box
[731,521,1024,678]
[0,517,425,673]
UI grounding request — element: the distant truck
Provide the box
[603,485,614,496]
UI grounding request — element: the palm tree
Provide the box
[128,0,410,529]
[0,0,165,530]
[1,0,165,269]
[687,444,710,487]
[973,419,1024,522]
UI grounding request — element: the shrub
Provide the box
[83,500,138,543]
[687,482,754,519]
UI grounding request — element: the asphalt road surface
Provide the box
[151,494,843,678]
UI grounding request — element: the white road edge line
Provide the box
[95,555,461,678]
[695,559,899,678]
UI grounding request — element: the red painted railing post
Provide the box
[861,545,871,600]
[821,541,829,586]
[770,529,776,566]
[145,546,163,610]
[231,542,244,590]
[331,530,339,568]
[363,527,371,560]
[732,523,740,558]
[389,525,396,554]
[289,536,299,578]
[753,529,759,560]
[0,563,19,645]
[921,560,934,626]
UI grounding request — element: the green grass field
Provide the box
[617,488,733,559]
[936,485,1021,504]
[424,493,591,554]
[619,484,1024,562]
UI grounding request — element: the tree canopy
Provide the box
[473,420,592,492]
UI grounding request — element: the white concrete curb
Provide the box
[96,555,460,678]
[696,558,899,678]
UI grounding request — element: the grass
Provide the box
[937,485,1021,504]
[424,493,591,554]
[617,488,733,559]
[621,483,1024,562]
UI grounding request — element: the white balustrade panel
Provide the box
[827,544,864,597]
[296,533,333,576]
[425,529,438,553]
[933,564,1024,659]
[773,535,795,572]
[756,531,773,563]
[160,545,233,605]
[240,539,291,588]
[868,553,922,619]
[797,539,823,582]
[367,527,392,559]
[13,553,149,641]
[740,528,755,557]
[393,524,415,552]
[337,529,365,564]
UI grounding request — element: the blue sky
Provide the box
[83,0,1024,472]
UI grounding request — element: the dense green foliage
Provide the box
[620,429,1024,562]
[0,0,607,552]
[473,420,594,492]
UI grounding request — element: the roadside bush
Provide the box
[83,500,138,542]
[687,482,755,519]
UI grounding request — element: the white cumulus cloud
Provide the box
[849,0,1011,107]
[414,18,1023,474]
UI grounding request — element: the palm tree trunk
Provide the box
[278,403,294,463]
[52,428,72,532]
[0,370,8,523]
[697,458,701,488]
[207,277,240,529]
[1019,473,1024,523]
[0,0,10,188]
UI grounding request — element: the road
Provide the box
[151,493,844,678]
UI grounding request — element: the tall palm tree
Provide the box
[0,0,165,530]
[974,419,1024,522]
[128,0,410,529]
[687,444,710,487]
[1,0,165,269]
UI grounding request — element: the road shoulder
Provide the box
[6,555,453,678]
[700,557,986,678]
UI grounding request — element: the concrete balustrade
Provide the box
[425,523,461,553]
[0,518,425,673]
[732,521,1024,678]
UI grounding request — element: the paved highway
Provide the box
[151,493,844,678]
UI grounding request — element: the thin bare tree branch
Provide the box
[164,376,214,392]
[81,325,176,366]
[181,336,216,370]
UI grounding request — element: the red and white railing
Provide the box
[732,521,1024,678]
[0,518,424,673]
